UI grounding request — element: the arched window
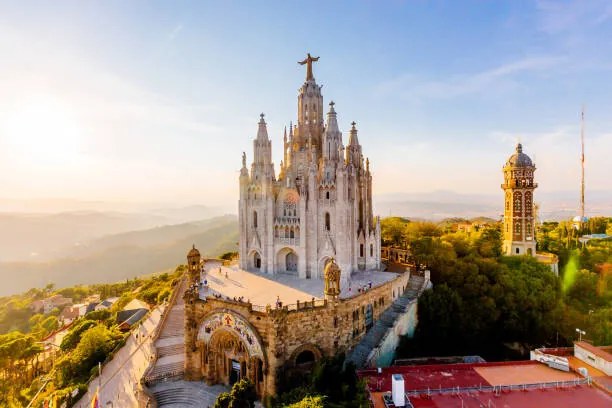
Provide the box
[325,212,331,231]
[360,244,364,257]
[290,228,295,239]
[370,244,374,257]
[326,191,330,200]
[253,211,258,228]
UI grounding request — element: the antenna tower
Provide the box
[580,107,585,225]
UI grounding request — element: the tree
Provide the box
[286,395,325,408]
[213,379,256,408]
[381,217,409,248]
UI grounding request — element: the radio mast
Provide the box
[580,107,585,226]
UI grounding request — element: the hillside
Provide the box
[0,205,226,262]
[0,215,238,296]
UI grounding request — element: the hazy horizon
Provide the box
[0,1,610,215]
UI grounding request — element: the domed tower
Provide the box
[501,143,538,256]
[187,245,201,283]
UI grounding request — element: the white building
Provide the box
[239,54,381,283]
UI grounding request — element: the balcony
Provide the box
[275,237,300,246]
[274,217,300,225]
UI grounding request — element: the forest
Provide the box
[385,216,611,360]
[0,266,183,407]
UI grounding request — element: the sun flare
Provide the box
[3,94,82,164]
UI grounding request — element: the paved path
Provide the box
[73,307,164,408]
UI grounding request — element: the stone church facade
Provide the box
[238,54,381,282]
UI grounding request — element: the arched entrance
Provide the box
[198,312,266,395]
[276,247,298,275]
[249,250,262,270]
[286,252,297,272]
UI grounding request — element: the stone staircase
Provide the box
[346,274,426,369]
[151,381,228,408]
[146,277,187,385]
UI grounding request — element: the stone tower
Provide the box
[238,55,381,283]
[501,143,537,256]
[187,245,201,283]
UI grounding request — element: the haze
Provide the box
[0,1,610,214]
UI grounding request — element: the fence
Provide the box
[402,377,590,398]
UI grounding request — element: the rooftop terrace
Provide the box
[199,260,399,307]
[359,360,612,408]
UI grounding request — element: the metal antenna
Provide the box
[580,106,585,225]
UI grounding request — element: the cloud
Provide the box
[375,56,564,101]
[536,0,612,34]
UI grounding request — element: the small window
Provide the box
[325,213,331,231]
[516,248,520,254]
[253,211,258,228]
[326,191,330,199]
[370,244,373,257]
[360,244,364,257]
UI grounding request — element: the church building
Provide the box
[238,54,381,281]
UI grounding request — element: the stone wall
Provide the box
[184,272,410,398]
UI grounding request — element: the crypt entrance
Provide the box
[197,311,266,396]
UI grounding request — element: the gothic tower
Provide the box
[501,143,537,256]
[238,54,381,282]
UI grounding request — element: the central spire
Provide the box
[298,53,320,81]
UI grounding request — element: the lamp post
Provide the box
[576,328,586,342]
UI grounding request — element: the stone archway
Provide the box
[289,343,323,368]
[198,311,266,395]
[248,250,262,270]
[276,247,298,275]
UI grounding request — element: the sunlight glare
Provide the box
[3,94,83,164]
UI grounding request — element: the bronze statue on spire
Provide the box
[298,53,319,81]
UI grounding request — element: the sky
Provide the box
[0,1,610,213]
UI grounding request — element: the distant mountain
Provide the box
[0,206,226,262]
[0,215,238,297]
[374,190,612,221]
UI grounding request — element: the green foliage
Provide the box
[214,379,257,408]
[273,354,367,408]
[55,324,123,388]
[380,217,410,248]
[60,320,97,351]
[221,251,239,261]
[84,309,111,321]
[388,216,611,360]
[286,395,326,408]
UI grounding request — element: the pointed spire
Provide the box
[257,113,269,140]
[348,121,359,146]
[325,101,340,135]
[289,121,293,139]
[283,126,287,143]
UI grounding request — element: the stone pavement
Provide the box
[201,260,398,307]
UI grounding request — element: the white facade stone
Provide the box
[239,61,381,283]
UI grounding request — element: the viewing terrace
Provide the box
[198,260,400,308]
